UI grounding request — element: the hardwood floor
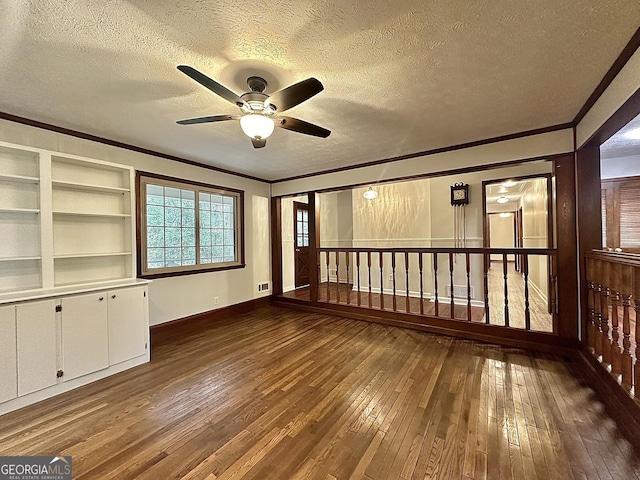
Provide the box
[1,306,639,479]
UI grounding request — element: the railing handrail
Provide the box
[318,247,557,255]
[586,249,640,268]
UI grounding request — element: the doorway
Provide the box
[294,201,310,287]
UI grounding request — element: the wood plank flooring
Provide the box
[1,306,639,479]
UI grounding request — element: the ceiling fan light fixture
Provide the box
[240,114,275,140]
[363,186,378,200]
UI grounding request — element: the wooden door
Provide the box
[294,202,310,288]
[16,300,58,396]
[107,287,146,365]
[61,292,109,381]
[0,305,17,403]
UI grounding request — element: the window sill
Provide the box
[139,263,246,280]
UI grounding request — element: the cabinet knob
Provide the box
[111,295,116,299]
[99,297,104,301]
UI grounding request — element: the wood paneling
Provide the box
[1,306,638,479]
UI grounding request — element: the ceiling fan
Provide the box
[176,65,331,148]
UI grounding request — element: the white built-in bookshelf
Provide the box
[0,141,149,416]
[0,141,136,295]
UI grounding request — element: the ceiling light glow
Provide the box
[240,114,275,140]
[497,196,509,204]
[502,181,517,188]
[499,212,512,218]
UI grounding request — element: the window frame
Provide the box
[136,171,245,279]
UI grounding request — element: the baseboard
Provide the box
[529,280,548,304]
[572,348,640,452]
[150,296,271,345]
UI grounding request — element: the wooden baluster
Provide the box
[392,252,397,311]
[336,251,340,304]
[594,259,603,358]
[600,261,611,366]
[523,253,531,330]
[433,252,439,317]
[405,252,410,313]
[367,252,372,308]
[356,252,361,307]
[634,266,640,396]
[611,289,622,377]
[466,252,471,321]
[379,252,384,310]
[345,252,350,305]
[503,253,510,328]
[586,257,596,351]
[449,252,454,320]
[483,253,490,324]
[419,253,424,315]
[325,251,331,302]
[622,265,633,391]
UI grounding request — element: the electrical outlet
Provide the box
[388,273,393,282]
[214,296,220,305]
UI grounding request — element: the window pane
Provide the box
[224,213,233,229]
[223,230,234,245]
[165,207,181,226]
[165,228,181,247]
[182,229,196,246]
[183,209,195,227]
[147,205,164,226]
[164,187,181,207]
[147,227,165,248]
[297,210,302,221]
[200,211,210,228]
[213,211,223,228]
[201,229,212,246]
[147,184,164,204]
[182,190,195,209]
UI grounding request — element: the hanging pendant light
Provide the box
[363,186,378,200]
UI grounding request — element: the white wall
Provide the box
[272,129,573,196]
[601,154,640,179]
[489,213,515,260]
[0,119,271,326]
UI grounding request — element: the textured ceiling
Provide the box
[0,1,639,181]
[601,112,640,159]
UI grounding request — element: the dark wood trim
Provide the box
[576,145,602,344]
[272,124,572,184]
[273,297,579,357]
[0,111,269,183]
[270,196,283,296]
[573,26,640,126]
[276,153,569,198]
[553,154,579,340]
[580,87,640,148]
[308,193,320,303]
[573,348,640,452]
[150,296,271,345]
[135,170,246,279]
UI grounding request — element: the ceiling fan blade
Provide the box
[265,78,323,112]
[176,114,240,125]
[276,116,331,138]
[177,65,249,109]
[251,138,267,148]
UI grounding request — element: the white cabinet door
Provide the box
[61,292,109,381]
[108,287,146,365]
[16,300,57,396]
[0,305,17,403]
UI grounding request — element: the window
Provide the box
[137,172,244,277]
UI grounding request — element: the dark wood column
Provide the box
[576,143,602,343]
[554,153,579,340]
[270,196,283,297]
[308,192,320,303]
